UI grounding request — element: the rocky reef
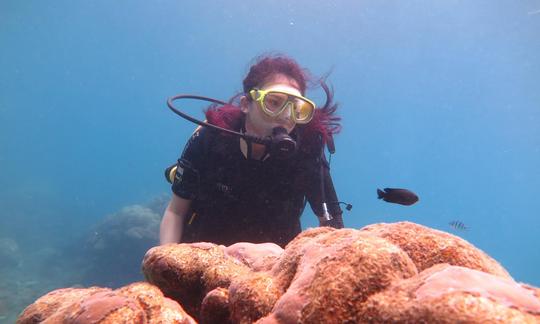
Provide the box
[16,282,196,324]
[77,195,169,287]
[0,196,170,323]
[17,222,540,323]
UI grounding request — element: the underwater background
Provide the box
[1,0,539,321]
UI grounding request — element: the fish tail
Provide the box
[377,188,384,199]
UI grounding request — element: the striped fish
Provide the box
[449,220,467,230]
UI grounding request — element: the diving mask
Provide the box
[249,88,316,124]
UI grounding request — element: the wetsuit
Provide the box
[171,125,343,248]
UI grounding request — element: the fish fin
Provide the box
[377,188,385,199]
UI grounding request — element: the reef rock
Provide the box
[87,205,161,251]
[16,282,195,324]
[141,242,256,318]
[361,221,511,277]
[360,263,540,323]
[81,202,164,286]
[142,222,540,323]
[19,222,540,323]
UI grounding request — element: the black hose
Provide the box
[167,94,268,145]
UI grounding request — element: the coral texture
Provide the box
[80,197,169,287]
[361,221,511,277]
[360,263,540,323]
[141,242,253,319]
[18,222,540,323]
[16,282,196,324]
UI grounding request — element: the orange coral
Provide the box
[18,222,540,323]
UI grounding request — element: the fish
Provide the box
[449,220,468,230]
[377,188,419,206]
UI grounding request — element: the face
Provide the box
[241,74,301,137]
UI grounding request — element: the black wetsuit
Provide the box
[171,126,343,247]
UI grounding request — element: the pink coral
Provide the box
[18,222,540,323]
[17,282,196,324]
[416,265,540,314]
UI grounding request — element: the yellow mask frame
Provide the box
[249,88,316,124]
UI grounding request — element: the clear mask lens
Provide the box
[263,92,289,113]
[292,98,314,122]
[262,91,314,123]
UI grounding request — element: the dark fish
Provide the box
[449,220,468,230]
[377,188,419,206]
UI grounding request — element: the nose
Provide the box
[278,101,294,122]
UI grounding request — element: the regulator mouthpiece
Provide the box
[269,126,296,159]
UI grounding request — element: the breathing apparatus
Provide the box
[167,94,298,160]
[166,92,352,221]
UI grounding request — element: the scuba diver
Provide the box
[159,54,348,248]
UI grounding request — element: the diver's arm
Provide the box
[159,193,192,244]
[161,127,206,245]
[306,153,344,229]
[318,164,344,228]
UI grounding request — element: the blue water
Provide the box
[1,0,539,319]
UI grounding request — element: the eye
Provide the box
[268,97,280,106]
[264,93,287,111]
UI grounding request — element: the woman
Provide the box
[160,54,344,247]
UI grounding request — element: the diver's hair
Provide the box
[205,103,245,133]
[301,79,342,147]
[242,54,308,95]
[206,54,341,146]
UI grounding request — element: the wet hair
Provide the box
[242,54,308,95]
[206,54,341,147]
[299,81,341,149]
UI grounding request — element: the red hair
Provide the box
[243,55,308,95]
[205,103,244,131]
[206,54,341,147]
